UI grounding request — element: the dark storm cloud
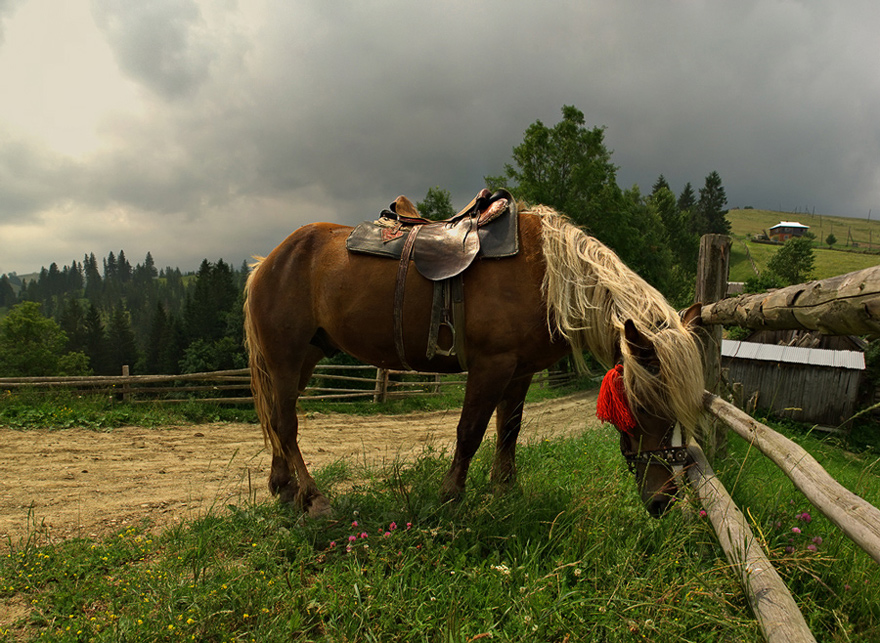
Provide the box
[2,0,880,274]
[91,0,214,100]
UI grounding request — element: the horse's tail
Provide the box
[243,257,281,453]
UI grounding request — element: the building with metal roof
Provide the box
[721,339,865,426]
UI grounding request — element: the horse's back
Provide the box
[247,211,564,373]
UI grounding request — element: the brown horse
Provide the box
[244,204,705,518]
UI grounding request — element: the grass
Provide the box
[0,375,593,430]
[2,413,880,641]
[1,428,761,642]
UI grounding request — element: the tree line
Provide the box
[0,254,248,377]
[0,104,732,377]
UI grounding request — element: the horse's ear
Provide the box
[680,303,703,330]
[624,319,655,360]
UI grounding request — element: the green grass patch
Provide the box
[0,376,592,430]
[4,420,880,641]
[2,429,762,642]
[727,209,880,282]
[0,389,258,430]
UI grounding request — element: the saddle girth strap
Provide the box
[393,225,420,371]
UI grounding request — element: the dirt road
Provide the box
[0,391,600,544]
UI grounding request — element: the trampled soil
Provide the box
[0,391,600,545]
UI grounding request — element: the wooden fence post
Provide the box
[373,368,389,403]
[121,365,131,403]
[695,233,731,461]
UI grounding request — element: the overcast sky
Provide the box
[1,0,879,276]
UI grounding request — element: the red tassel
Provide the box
[596,364,636,434]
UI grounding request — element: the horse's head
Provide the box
[598,304,703,518]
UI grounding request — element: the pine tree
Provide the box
[0,275,15,307]
[677,182,696,214]
[652,175,670,195]
[84,303,108,374]
[106,304,140,374]
[693,171,730,235]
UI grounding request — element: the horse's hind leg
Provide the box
[268,346,331,517]
[439,358,517,501]
[490,374,533,491]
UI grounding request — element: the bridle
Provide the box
[597,362,691,477]
[619,423,690,475]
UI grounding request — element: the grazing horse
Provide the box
[244,204,705,518]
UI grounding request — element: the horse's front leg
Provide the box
[490,374,533,491]
[439,358,516,502]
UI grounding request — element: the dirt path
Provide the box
[0,391,600,545]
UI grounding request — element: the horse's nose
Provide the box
[647,499,667,518]
[646,495,676,518]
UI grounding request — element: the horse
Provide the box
[243,203,706,518]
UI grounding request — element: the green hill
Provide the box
[726,208,880,282]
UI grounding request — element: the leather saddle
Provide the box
[346,189,518,281]
[345,188,518,371]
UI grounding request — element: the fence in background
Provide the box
[0,364,574,405]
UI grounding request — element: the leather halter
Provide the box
[619,424,690,474]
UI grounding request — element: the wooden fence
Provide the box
[692,247,880,642]
[0,365,574,405]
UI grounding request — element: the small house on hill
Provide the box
[722,339,865,426]
[769,221,809,242]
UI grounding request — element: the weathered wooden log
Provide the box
[701,265,880,337]
[687,441,817,643]
[704,392,880,565]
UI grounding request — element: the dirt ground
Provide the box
[0,391,601,545]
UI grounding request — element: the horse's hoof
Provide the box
[274,483,299,507]
[306,495,333,518]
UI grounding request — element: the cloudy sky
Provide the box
[1,0,879,276]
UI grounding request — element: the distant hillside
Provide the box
[726,208,880,282]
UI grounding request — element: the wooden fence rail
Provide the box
[687,441,816,643]
[0,366,574,404]
[703,392,880,566]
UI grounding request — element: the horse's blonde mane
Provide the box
[534,206,705,436]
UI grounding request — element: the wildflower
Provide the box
[389,522,397,531]
[699,510,707,518]
[491,564,511,576]
[346,545,352,553]
[792,527,801,534]
[807,544,817,552]
[798,512,812,523]
[785,546,794,554]
[329,541,336,548]
[383,532,391,538]
[351,521,358,528]
[406,522,412,530]
[812,536,822,546]
[360,532,368,539]
[348,535,356,543]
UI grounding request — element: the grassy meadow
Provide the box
[2,393,880,641]
[726,208,880,282]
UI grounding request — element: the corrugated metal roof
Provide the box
[721,340,865,370]
[770,221,809,229]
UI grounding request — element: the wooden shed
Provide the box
[721,339,865,426]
